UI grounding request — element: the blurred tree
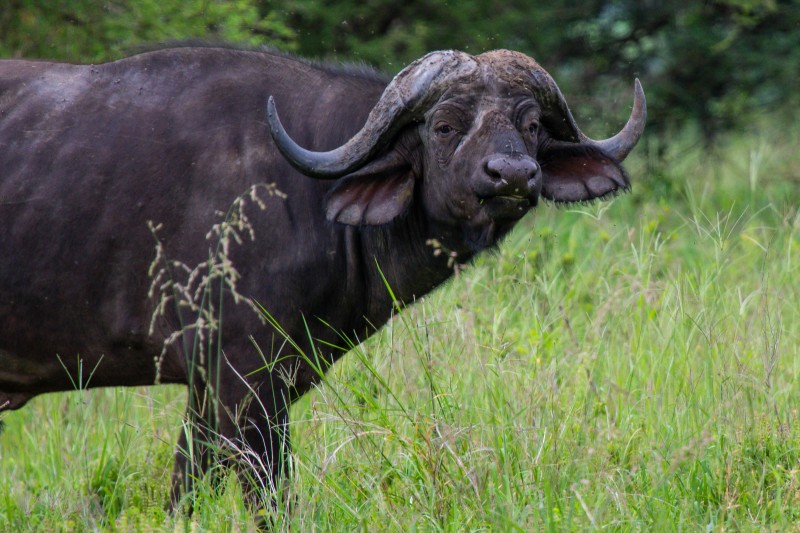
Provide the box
[0,0,295,61]
[0,0,798,138]
[561,0,800,138]
[284,0,800,138]
[283,0,561,68]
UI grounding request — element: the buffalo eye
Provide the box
[435,124,456,136]
[528,121,540,135]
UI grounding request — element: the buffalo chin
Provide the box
[462,215,527,252]
[481,195,533,221]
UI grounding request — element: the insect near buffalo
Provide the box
[0,46,645,509]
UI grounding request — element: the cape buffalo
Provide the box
[0,46,645,508]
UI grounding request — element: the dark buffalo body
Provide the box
[0,46,645,504]
[0,48,389,401]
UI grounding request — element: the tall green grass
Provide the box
[1,122,798,531]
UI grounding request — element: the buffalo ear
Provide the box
[325,151,416,225]
[539,144,630,203]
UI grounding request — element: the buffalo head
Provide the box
[268,49,645,250]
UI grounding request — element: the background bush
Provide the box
[2,0,798,139]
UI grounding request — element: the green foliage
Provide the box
[282,0,800,138]
[2,1,798,138]
[282,1,558,65]
[0,0,295,62]
[567,0,800,138]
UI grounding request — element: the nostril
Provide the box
[523,160,539,179]
[484,158,505,181]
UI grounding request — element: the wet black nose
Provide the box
[483,154,540,197]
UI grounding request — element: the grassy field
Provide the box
[1,122,799,531]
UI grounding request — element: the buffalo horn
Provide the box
[267,51,479,179]
[542,77,646,161]
[582,79,646,161]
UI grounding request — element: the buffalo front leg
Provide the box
[169,379,220,512]
[217,372,293,510]
[169,370,293,514]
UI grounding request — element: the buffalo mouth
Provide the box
[479,194,534,220]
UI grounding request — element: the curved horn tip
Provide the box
[584,77,647,161]
[632,78,647,142]
[633,79,647,119]
[266,96,280,129]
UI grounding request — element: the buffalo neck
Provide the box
[356,202,474,328]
